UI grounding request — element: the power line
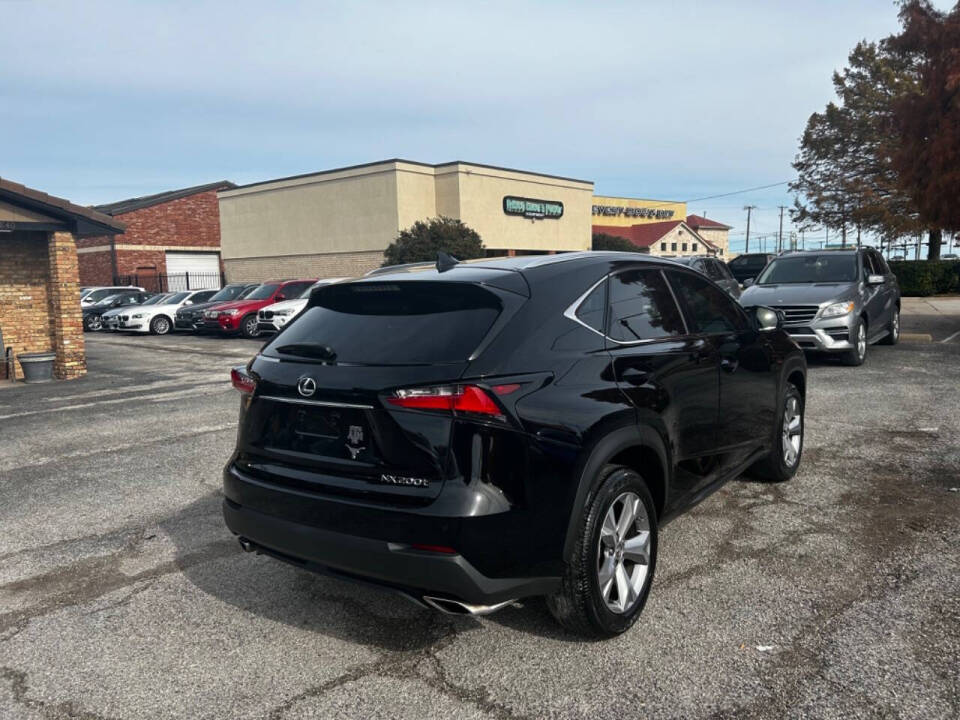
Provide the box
[686,181,791,204]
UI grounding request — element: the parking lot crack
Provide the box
[0,665,119,720]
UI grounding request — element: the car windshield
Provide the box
[96,294,120,305]
[246,283,279,300]
[208,285,246,302]
[140,294,168,306]
[163,292,190,304]
[756,254,858,284]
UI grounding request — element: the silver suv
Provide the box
[739,248,900,366]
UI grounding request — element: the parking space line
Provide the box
[941,328,960,344]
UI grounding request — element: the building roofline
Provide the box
[0,177,125,236]
[93,180,236,215]
[225,159,594,192]
[592,193,686,204]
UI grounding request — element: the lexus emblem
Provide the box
[297,376,317,398]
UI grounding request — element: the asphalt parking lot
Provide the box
[1,329,958,720]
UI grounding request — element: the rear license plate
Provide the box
[280,405,373,462]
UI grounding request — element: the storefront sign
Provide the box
[592,205,674,220]
[503,196,563,220]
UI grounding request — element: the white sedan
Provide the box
[102,293,175,331]
[256,277,350,334]
[116,289,218,335]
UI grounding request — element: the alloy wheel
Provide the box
[597,491,651,614]
[154,317,170,335]
[782,395,802,467]
[244,317,258,336]
[87,315,102,331]
[857,323,866,359]
[892,310,899,341]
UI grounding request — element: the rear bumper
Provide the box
[222,464,559,605]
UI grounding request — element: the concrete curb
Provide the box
[900,333,933,343]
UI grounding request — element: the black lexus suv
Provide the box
[224,252,806,637]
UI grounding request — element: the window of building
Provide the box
[660,243,667,252]
[681,243,688,252]
[607,270,686,342]
[692,243,698,252]
[671,242,677,252]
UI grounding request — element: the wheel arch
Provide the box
[562,423,671,559]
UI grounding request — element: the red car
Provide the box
[202,279,317,337]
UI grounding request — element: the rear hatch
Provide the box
[237,278,526,506]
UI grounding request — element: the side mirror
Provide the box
[184,300,193,305]
[751,306,781,332]
[866,274,884,285]
[742,278,755,288]
[275,293,286,301]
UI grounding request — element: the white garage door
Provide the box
[165,252,222,291]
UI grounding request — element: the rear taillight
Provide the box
[231,367,256,395]
[387,383,519,418]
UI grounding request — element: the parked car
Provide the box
[942,253,959,260]
[82,290,153,331]
[102,293,174,331]
[727,253,774,285]
[890,255,906,262]
[256,277,350,335]
[174,283,259,332]
[739,247,900,366]
[80,286,145,307]
[202,279,317,338]
[116,289,218,335]
[223,252,806,638]
[667,256,741,298]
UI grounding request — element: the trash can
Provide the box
[18,352,56,383]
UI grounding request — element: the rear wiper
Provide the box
[275,343,337,361]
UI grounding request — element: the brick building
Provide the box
[78,180,234,291]
[0,178,124,380]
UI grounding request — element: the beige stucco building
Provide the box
[218,159,595,281]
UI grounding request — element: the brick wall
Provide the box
[224,250,385,282]
[78,188,225,285]
[0,231,85,380]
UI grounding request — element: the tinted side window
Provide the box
[607,270,686,342]
[668,271,747,334]
[703,259,724,280]
[575,281,606,333]
[283,282,313,297]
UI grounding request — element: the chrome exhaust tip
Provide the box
[238,537,256,553]
[421,595,517,616]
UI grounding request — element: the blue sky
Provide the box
[1,1,924,252]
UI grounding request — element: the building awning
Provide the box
[0,177,125,237]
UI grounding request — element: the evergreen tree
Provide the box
[382,217,484,266]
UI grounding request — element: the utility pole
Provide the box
[743,205,756,253]
[777,206,786,253]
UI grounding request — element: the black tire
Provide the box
[84,314,101,332]
[840,317,867,366]
[546,465,658,638]
[240,314,259,339]
[879,306,900,345]
[149,315,172,336]
[749,382,803,482]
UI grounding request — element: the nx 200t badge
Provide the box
[380,474,430,488]
[297,377,316,397]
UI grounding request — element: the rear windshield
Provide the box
[264,281,502,365]
[756,254,858,284]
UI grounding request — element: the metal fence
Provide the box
[114,272,224,293]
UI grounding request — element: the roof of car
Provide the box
[363,251,687,283]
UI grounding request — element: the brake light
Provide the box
[410,543,457,554]
[387,384,510,417]
[231,367,256,395]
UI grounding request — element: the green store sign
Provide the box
[503,196,564,220]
